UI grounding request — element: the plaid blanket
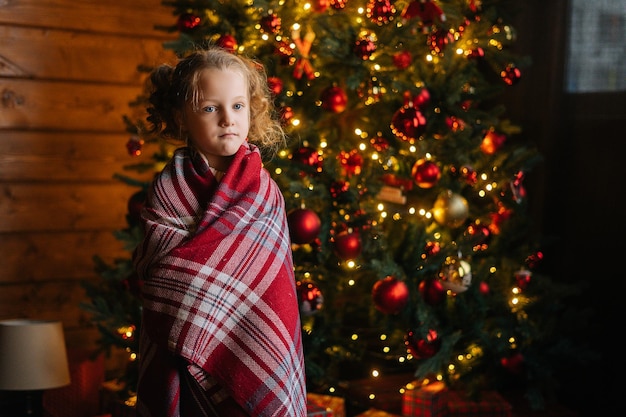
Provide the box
[133,144,306,417]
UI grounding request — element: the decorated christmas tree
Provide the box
[83,0,587,412]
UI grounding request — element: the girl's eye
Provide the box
[202,106,217,113]
[234,103,244,110]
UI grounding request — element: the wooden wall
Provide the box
[0,1,176,355]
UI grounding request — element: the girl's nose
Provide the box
[220,111,234,126]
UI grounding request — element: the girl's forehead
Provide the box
[199,67,245,81]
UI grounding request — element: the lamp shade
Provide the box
[0,319,71,391]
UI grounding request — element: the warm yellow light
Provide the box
[351,334,359,340]
[372,370,379,377]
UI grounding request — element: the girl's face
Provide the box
[183,67,250,172]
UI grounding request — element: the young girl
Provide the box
[133,46,306,417]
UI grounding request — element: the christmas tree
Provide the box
[83,0,587,412]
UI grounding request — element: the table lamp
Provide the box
[0,319,71,417]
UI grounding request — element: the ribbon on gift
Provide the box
[292,28,316,80]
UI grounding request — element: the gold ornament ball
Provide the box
[432,191,469,228]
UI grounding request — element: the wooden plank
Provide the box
[0,24,176,82]
[0,230,131,283]
[0,131,159,182]
[0,78,146,131]
[0,0,176,37]
[0,183,137,232]
[0,281,95,328]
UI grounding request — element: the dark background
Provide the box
[503,1,624,415]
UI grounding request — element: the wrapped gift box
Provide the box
[43,349,105,417]
[307,393,345,417]
[402,380,448,417]
[307,400,334,417]
[447,390,512,417]
[340,373,415,414]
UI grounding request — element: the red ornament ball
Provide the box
[501,352,525,374]
[459,165,478,185]
[313,0,331,13]
[292,146,323,173]
[321,86,348,113]
[366,0,396,25]
[414,88,431,107]
[287,208,321,244]
[334,231,362,260]
[338,149,363,177]
[428,29,454,54]
[275,40,294,65]
[418,278,445,305]
[411,159,441,188]
[370,135,390,152]
[329,180,350,199]
[280,106,294,126]
[393,50,412,70]
[296,280,324,316]
[401,0,445,24]
[391,105,427,142]
[217,34,238,52]
[126,136,144,157]
[330,0,348,9]
[176,13,201,32]
[405,329,441,359]
[267,76,283,96]
[422,241,441,258]
[260,14,281,34]
[468,47,485,59]
[464,222,491,249]
[501,64,522,85]
[354,37,377,60]
[372,276,409,314]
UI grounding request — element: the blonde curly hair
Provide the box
[146,45,286,158]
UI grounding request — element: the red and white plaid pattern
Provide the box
[134,144,306,417]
